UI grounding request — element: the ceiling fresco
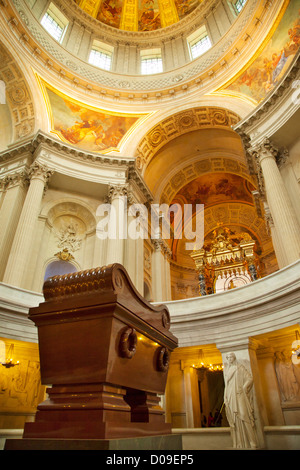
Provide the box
[170,173,255,208]
[166,173,256,257]
[221,0,300,103]
[74,0,203,31]
[42,81,148,152]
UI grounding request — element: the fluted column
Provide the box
[105,184,127,266]
[3,162,54,288]
[263,203,287,269]
[183,365,194,428]
[0,171,28,280]
[151,238,172,302]
[124,193,145,294]
[163,247,172,301]
[151,239,165,302]
[253,139,300,266]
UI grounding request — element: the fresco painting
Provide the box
[138,0,161,31]
[97,0,123,29]
[225,1,300,103]
[174,0,200,20]
[46,87,141,152]
[171,173,255,208]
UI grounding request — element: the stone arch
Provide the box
[0,39,36,146]
[159,157,256,205]
[41,198,97,234]
[32,197,97,291]
[135,106,241,175]
[43,257,80,280]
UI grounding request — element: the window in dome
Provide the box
[89,41,113,71]
[41,3,68,43]
[140,49,163,75]
[234,0,247,13]
[187,26,212,60]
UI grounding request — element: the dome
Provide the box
[74,0,202,31]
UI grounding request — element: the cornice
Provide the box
[0,129,156,198]
[0,0,281,103]
[0,129,135,166]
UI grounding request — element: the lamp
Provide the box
[1,343,19,369]
[192,349,223,372]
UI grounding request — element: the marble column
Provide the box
[164,252,172,301]
[151,240,165,302]
[253,139,300,266]
[263,203,288,269]
[3,162,54,289]
[0,171,28,280]
[278,151,300,228]
[105,184,127,266]
[183,365,195,428]
[124,194,146,294]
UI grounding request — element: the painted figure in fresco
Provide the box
[139,0,161,31]
[48,90,140,152]
[97,0,122,28]
[227,4,300,102]
[224,352,259,449]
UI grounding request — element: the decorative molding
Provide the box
[0,0,274,102]
[0,130,134,166]
[159,155,252,205]
[0,41,35,143]
[136,107,241,172]
[164,259,300,348]
[0,169,29,189]
[29,160,54,184]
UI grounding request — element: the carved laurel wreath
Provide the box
[119,327,137,359]
[157,347,170,372]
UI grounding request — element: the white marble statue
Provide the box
[224,352,259,449]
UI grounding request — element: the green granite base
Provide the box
[4,434,182,450]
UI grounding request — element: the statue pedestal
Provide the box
[20,264,178,441]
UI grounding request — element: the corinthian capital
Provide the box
[105,184,128,203]
[0,170,30,190]
[256,138,279,163]
[29,161,54,184]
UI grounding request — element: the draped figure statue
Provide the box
[224,352,259,449]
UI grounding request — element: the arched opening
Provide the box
[44,260,78,280]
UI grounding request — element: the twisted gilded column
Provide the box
[252,139,300,266]
[3,161,54,288]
